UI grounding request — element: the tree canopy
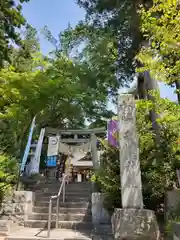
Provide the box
[75,0,152,80]
[0,0,30,68]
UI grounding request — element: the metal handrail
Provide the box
[47,174,68,238]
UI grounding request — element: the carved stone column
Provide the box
[111,94,160,240]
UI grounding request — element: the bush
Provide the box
[0,153,18,201]
[94,146,121,213]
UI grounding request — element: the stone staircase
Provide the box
[4,181,113,240]
[25,182,93,231]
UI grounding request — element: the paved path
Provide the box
[7,228,92,239]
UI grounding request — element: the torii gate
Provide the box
[44,127,106,171]
[17,125,106,189]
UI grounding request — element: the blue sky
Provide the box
[22,0,85,54]
[22,0,177,102]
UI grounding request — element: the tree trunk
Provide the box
[175,80,180,104]
[137,72,147,99]
[137,71,160,144]
[144,71,160,134]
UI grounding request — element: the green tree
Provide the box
[42,24,119,101]
[0,48,112,157]
[75,0,152,80]
[10,24,41,72]
[137,0,180,103]
[0,0,30,68]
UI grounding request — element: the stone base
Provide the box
[111,208,160,240]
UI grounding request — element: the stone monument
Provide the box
[111,94,160,240]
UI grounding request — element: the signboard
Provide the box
[46,155,57,167]
[47,136,60,156]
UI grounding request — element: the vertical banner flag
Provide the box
[30,128,45,174]
[20,116,36,172]
[107,119,119,147]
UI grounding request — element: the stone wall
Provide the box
[0,191,34,232]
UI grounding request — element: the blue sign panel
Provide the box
[46,155,57,167]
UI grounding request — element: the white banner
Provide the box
[20,116,36,172]
[47,136,60,156]
[29,128,45,174]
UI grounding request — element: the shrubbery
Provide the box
[0,153,18,201]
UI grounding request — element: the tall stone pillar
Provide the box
[111,94,160,240]
[118,94,143,208]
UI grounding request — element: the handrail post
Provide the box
[47,174,67,238]
[63,182,65,203]
[47,198,52,238]
[56,196,59,229]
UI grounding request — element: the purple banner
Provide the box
[107,120,119,147]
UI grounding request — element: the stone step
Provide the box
[35,189,90,195]
[35,195,90,202]
[35,184,91,189]
[92,235,114,240]
[5,227,114,240]
[65,184,91,190]
[29,188,91,193]
[34,201,90,207]
[34,190,90,195]
[28,213,91,222]
[6,236,114,240]
[29,182,91,187]
[24,220,93,230]
[35,191,90,196]
[30,187,91,192]
[5,228,92,240]
[6,238,91,240]
[32,188,91,193]
[33,207,90,214]
[6,236,91,240]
